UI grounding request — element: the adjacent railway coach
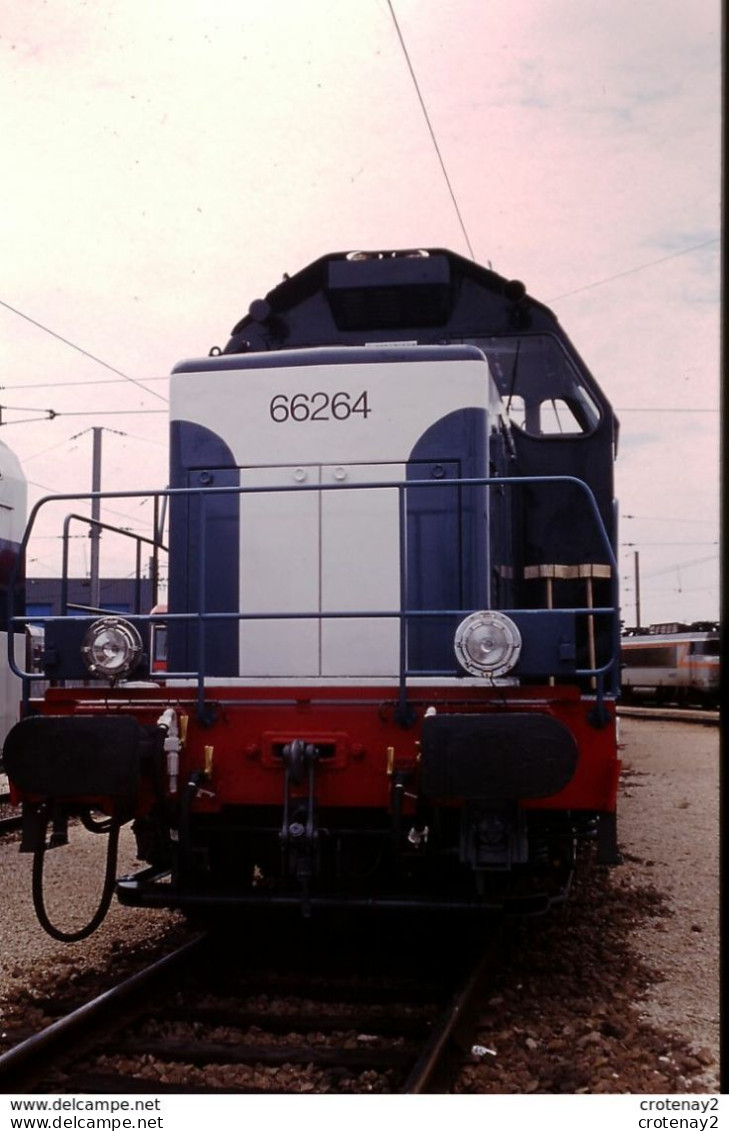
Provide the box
[621,622,720,706]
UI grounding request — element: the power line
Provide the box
[19,426,163,464]
[547,238,719,303]
[27,476,157,519]
[114,430,166,448]
[0,374,169,392]
[63,424,165,449]
[0,404,166,425]
[22,435,83,463]
[0,295,169,403]
[53,409,167,418]
[385,0,476,261]
[640,553,718,579]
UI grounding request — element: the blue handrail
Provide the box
[7,473,621,720]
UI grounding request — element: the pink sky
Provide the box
[0,0,720,622]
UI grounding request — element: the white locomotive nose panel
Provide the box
[320,462,403,677]
[239,466,320,677]
[239,463,403,677]
[172,348,498,682]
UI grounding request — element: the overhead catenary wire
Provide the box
[114,430,166,448]
[385,0,476,262]
[0,295,169,403]
[65,424,165,449]
[28,477,159,528]
[0,404,166,425]
[638,553,718,579]
[22,434,89,464]
[27,425,166,527]
[0,374,169,392]
[547,238,719,303]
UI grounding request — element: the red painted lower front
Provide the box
[31,682,620,816]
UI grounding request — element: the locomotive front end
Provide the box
[4,250,621,935]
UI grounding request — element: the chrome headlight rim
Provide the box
[81,616,143,682]
[454,610,522,678]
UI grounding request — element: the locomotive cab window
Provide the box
[499,394,590,436]
[470,334,602,438]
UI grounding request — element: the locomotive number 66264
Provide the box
[269,390,371,422]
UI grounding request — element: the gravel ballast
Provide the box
[0,714,719,1092]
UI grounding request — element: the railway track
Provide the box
[617,705,719,726]
[0,920,503,1094]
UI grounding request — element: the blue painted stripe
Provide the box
[169,422,239,675]
[406,408,488,671]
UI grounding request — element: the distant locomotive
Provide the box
[4,249,622,939]
[621,622,719,706]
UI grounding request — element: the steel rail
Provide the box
[0,935,205,1093]
[401,942,501,1093]
[617,705,719,726]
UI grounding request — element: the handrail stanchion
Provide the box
[134,539,142,615]
[61,518,71,616]
[397,482,410,726]
[152,495,160,609]
[196,489,207,722]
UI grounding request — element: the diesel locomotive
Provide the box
[4,249,622,939]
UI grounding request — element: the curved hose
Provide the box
[32,806,121,942]
[79,807,114,834]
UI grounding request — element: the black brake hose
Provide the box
[79,807,114,834]
[32,805,122,942]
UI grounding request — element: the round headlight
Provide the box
[82,617,143,682]
[454,611,522,678]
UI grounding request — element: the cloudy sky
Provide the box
[0,0,720,625]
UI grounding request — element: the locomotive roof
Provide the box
[622,621,719,639]
[213,248,618,447]
[223,248,566,354]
